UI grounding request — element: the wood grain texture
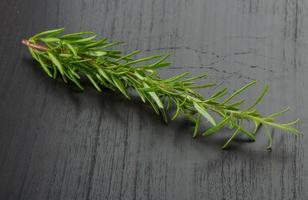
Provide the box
[0,0,307,199]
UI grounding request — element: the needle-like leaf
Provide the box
[47,52,64,75]
[193,102,216,126]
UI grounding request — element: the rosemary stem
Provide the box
[22,39,48,51]
[22,28,299,149]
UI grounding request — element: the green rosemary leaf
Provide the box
[203,116,230,136]
[98,41,124,50]
[87,74,102,92]
[161,109,168,123]
[125,55,161,66]
[133,71,145,80]
[281,118,300,126]
[222,127,240,149]
[64,42,78,56]
[189,83,216,89]
[144,93,160,114]
[193,102,216,126]
[83,51,107,57]
[60,31,94,39]
[116,50,141,61]
[209,88,228,100]
[171,99,181,120]
[67,70,84,90]
[47,52,64,75]
[253,121,261,134]
[134,87,146,103]
[98,68,113,83]
[267,107,290,118]
[148,62,171,69]
[111,75,130,99]
[223,80,257,104]
[28,48,39,60]
[61,74,68,83]
[69,68,80,79]
[59,53,72,58]
[183,73,208,82]
[69,59,91,64]
[193,114,201,138]
[37,56,52,77]
[226,99,245,108]
[164,72,190,83]
[105,50,122,55]
[31,28,64,39]
[259,119,299,134]
[69,35,97,44]
[143,83,164,109]
[247,85,269,110]
[40,37,61,43]
[82,38,108,49]
[52,64,57,79]
[234,124,256,141]
[148,55,170,68]
[264,125,273,150]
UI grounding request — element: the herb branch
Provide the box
[22,28,299,149]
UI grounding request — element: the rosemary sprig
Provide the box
[22,28,299,149]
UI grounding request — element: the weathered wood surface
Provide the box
[0,0,307,199]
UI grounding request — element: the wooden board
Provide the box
[0,0,306,199]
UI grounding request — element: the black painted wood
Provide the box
[0,0,306,199]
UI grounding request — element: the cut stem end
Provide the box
[22,39,48,51]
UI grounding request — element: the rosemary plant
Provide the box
[22,28,299,149]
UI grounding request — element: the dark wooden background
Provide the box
[0,0,307,199]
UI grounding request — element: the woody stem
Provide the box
[21,39,48,51]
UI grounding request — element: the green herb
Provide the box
[22,28,299,149]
